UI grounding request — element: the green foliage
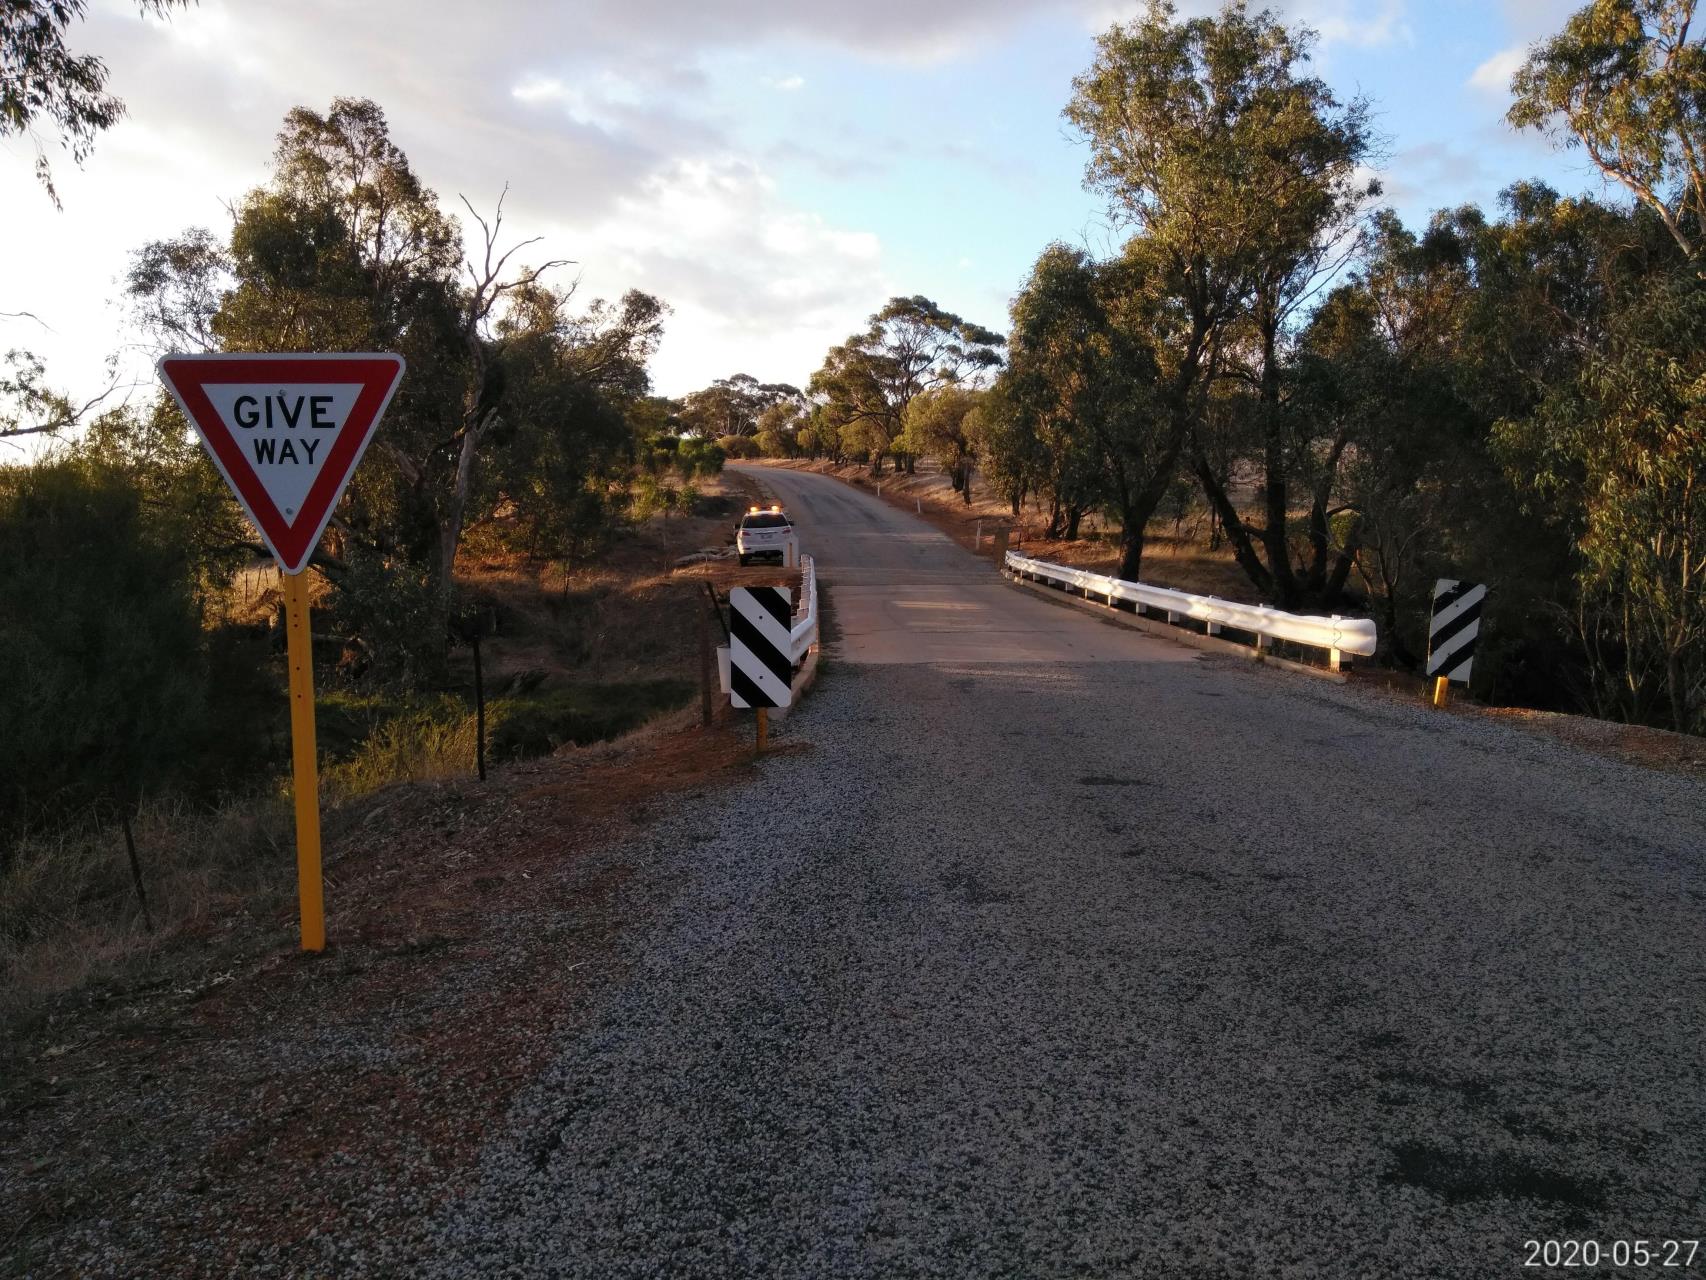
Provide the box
[122,99,672,678]
[1511,0,1706,262]
[900,383,982,485]
[677,374,801,439]
[328,543,444,688]
[678,437,725,476]
[0,458,213,835]
[718,434,761,459]
[3,0,191,206]
[486,681,694,760]
[1068,0,1376,604]
[1499,265,1706,730]
[810,295,1004,473]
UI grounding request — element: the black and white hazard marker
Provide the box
[1427,579,1486,685]
[729,586,794,709]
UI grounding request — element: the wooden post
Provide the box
[121,808,153,932]
[698,602,713,727]
[472,632,487,782]
[1432,676,1450,708]
[755,707,768,754]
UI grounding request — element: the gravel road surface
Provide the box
[420,467,1705,1277]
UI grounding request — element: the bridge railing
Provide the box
[789,554,818,664]
[1004,551,1377,663]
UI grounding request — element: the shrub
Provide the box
[0,459,214,839]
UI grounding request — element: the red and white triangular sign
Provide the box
[158,353,405,574]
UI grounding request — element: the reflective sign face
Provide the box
[157,354,405,574]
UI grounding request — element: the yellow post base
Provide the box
[1431,675,1450,709]
[284,570,326,952]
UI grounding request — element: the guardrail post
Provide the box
[1329,614,1343,673]
[1206,621,1221,636]
[1166,610,1179,624]
[1254,632,1266,659]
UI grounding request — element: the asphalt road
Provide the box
[736,465,1196,666]
[425,466,1706,1278]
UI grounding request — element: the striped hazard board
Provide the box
[1427,579,1486,684]
[729,586,794,709]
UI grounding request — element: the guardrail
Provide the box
[1004,551,1376,664]
[790,554,818,663]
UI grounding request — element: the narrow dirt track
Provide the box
[415,466,1706,1278]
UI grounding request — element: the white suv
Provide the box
[736,505,794,565]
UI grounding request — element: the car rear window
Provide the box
[743,513,790,529]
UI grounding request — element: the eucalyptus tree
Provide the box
[677,374,802,439]
[1510,0,1706,265]
[3,0,191,207]
[809,295,1003,475]
[900,384,983,501]
[1506,2,1706,729]
[1006,243,1190,575]
[1066,0,1375,605]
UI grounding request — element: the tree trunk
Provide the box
[1194,457,1273,596]
[1257,316,1298,607]
[1322,515,1363,604]
[1065,506,1085,540]
[1118,523,1143,582]
[437,421,487,622]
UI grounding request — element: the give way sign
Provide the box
[157,352,406,574]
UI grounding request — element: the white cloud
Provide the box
[581,155,891,390]
[4,0,931,402]
[764,74,807,91]
[1469,45,1527,96]
[1080,0,1411,47]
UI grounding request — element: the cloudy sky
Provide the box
[4,0,1598,412]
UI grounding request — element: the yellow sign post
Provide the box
[157,353,407,953]
[283,569,326,951]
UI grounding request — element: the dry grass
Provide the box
[1,794,296,1036]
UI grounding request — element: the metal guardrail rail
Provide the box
[789,554,818,663]
[1004,550,1377,662]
